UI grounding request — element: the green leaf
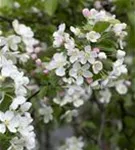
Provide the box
[82,121,96,129]
[124,116,135,129]
[44,0,58,16]
[0,133,12,149]
[0,94,12,111]
[86,144,99,150]
[0,0,13,8]
[93,21,110,33]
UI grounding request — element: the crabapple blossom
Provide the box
[92,61,103,74]
[53,23,66,47]
[0,111,19,133]
[53,85,92,107]
[0,7,129,149]
[113,23,127,37]
[86,31,101,42]
[12,20,34,38]
[68,48,80,63]
[0,20,36,149]
[69,62,93,85]
[79,45,97,64]
[46,8,128,109]
[47,52,67,76]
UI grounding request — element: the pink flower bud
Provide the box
[125,81,131,86]
[86,77,93,84]
[35,59,42,66]
[93,48,100,53]
[43,69,49,75]
[82,8,91,18]
[31,53,37,60]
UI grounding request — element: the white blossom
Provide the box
[47,52,67,76]
[69,62,93,85]
[53,23,66,47]
[68,48,80,63]
[79,45,97,64]
[0,111,19,133]
[113,23,127,37]
[86,31,101,42]
[92,61,103,74]
[12,20,34,38]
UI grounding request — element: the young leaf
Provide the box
[93,21,110,33]
[44,0,58,16]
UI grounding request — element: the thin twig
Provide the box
[92,92,106,149]
[27,90,40,101]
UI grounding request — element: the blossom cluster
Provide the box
[53,84,92,107]
[47,8,128,106]
[57,136,84,150]
[0,20,38,150]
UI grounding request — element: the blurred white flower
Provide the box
[111,59,127,77]
[58,136,84,150]
[99,89,112,103]
[6,35,21,51]
[113,23,127,37]
[61,109,78,122]
[39,105,53,123]
[115,81,128,95]
[12,20,34,38]
[117,50,126,59]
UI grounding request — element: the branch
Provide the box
[92,92,106,149]
[27,90,40,101]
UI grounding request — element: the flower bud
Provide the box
[93,47,100,53]
[35,59,42,66]
[98,52,107,59]
[43,69,49,75]
[86,77,93,84]
[31,53,37,60]
[82,8,91,18]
